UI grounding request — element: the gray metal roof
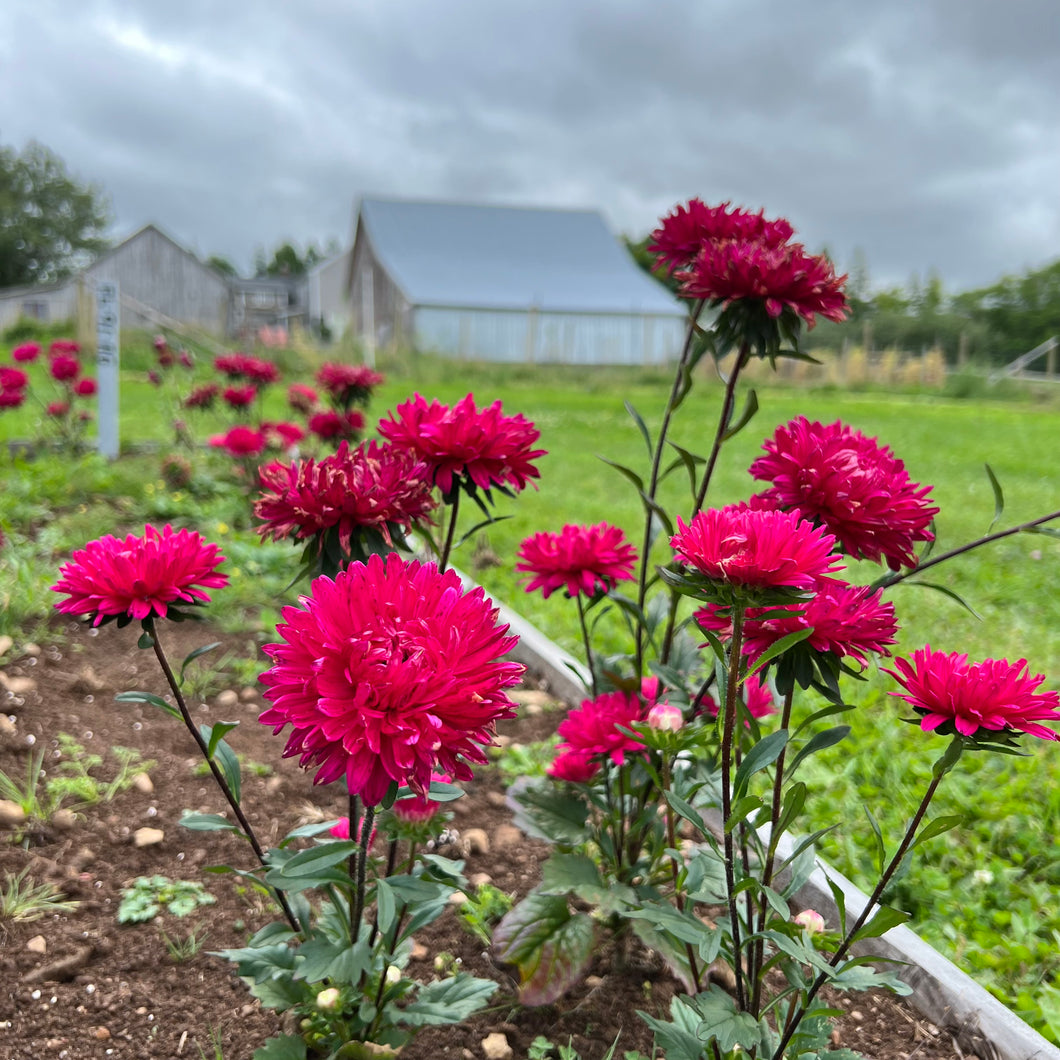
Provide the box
[357,197,684,316]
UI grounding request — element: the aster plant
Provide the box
[495,198,1060,1058]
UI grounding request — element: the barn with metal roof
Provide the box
[347,197,686,364]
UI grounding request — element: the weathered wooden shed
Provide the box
[348,198,686,364]
[307,249,353,338]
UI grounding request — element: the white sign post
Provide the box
[96,282,120,459]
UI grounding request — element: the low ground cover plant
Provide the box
[6,196,1060,1054]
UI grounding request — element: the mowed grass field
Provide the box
[3,340,1060,1035]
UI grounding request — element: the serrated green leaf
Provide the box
[493,891,595,1006]
[401,973,498,1026]
[688,983,764,1050]
[252,1034,308,1060]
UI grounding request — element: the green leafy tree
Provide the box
[0,141,110,287]
[206,254,237,277]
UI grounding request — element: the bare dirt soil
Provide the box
[0,619,994,1059]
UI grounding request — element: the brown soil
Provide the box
[0,620,993,1060]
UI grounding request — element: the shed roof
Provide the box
[357,197,683,316]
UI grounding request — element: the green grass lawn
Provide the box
[3,337,1060,1037]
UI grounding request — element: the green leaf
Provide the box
[909,814,964,852]
[624,400,653,458]
[179,641,222,686]
[401,973,498,1026]
[984,463,1004,530]
[662,790,709,837]
[252,1035,308,1060]
[599,456,645,493]
[788,725,851,777]
[865,805,886,875]
[279,841,359,877]
[721,387,759,442]
[744,626,815,678]
[375,877,396,934]
[115,690,180,721]
[638,997,709,1060]
[493,891,596,1006]
[687,984,764,1050]
[509,778,590,844]
[773,781,807,845]
[214,737,242,803]
[294,935,370,984]
[201,720,239,758]
[725,794,765,833]
[665,442,704,498]
[137,630,155,650]
[849,904,911,944]
[898,580,982,620]
[179,811,243,835]
[623,901,710,946]
[733,728,788,800]
[540,853,603,897]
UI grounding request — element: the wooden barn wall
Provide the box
[0,282,79,330]
[85,229,229,333]
[308,252,353,336]
[412,306,685,365]
[349,229,411,348]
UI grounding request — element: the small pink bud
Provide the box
[647,702,683,732]
[794,909,825,935]
[315,987,341,1011]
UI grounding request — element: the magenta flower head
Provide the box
[697,578,898,669]
[52,524,228,628]
[12,342,40,362]
[392,771,453,822]
[884,647,1060,743]
[517,522,637,599]
[547,748,599,783]
[0,367,28,390]
[223,384,257,409]
[74,377,98,398]
[49,353,80,382]
[184,383,220,410]
[317,363,385,409]
[750,417,939,571]
[551,687,652,778]
[0,388,26,409]
[254,440,436,566]
[259,554,523,805]
[669,505,843,607]
[209,425,268,457]
[378,393,546,501]
[308,409,365,442]
[288,382,319,414]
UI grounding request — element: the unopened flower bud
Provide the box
[647,702,683,732]
[385,965,401,984]
[315,987,341,1011]
[794,909,825,935]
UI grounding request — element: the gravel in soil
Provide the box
[0,620,987,1059]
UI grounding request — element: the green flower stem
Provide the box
[661,753,703,992]
[145,618,302,935]
[720,605,748,1011]
[877,507,1060,589]
[693,341,751,516]
[634,299,705,676]
[350,801,376,938]
[575,594,599,698]
[438,489,461,572]
[770,738,961,1060]
[750,686,795,1017]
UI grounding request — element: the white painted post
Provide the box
[96,282,120,459]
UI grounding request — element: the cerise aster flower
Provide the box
[223,384,257,408]
[308,409,364,441]
[0,367,28,390]
[12,342,40,362]
[52,524,228,626]
[649,199,795,276]
[696,577,898,668]
[517,522,637,599]
[884,647,1060,742]
[209,425,268,457]
[49,353,80,381]
[316,363,385,408]
[749,417,939,570]
[254,440,436,556]
[671,506,842,599]
[258,554,522,804]
[378,393,546,498]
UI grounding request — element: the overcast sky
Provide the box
[3,0,1058,291]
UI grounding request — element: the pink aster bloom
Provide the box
[288,382,319,414]
[49,353,80,381]
[49,339,80,355]
[0,367,28,390]
[254,440,436,553]
[884,647,1060,742]
[12,342,40,362]
[682,240,848,327]
[316,363,385,407]
[547,748,599,783]
[378,393,546,497]
[517,522,637,599]
[184,383,219,410]
[179,349,194,369]
[52,524,228,626]
[749,417,939,571]
[553,687,651,770]
[696,578,898,668]
[328,816,377,846]
[47,400,70,417]
[223,384,257,408]
[241,356,280,385]
[209,425,268,457]
[265,421,305,449]
[308,409,365,441]
[0,388,25,409]
[671,506,843,594]
[649,199,795,276]
[74,377,98,397]
[393,772,453,822]
[259,554,522,805]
